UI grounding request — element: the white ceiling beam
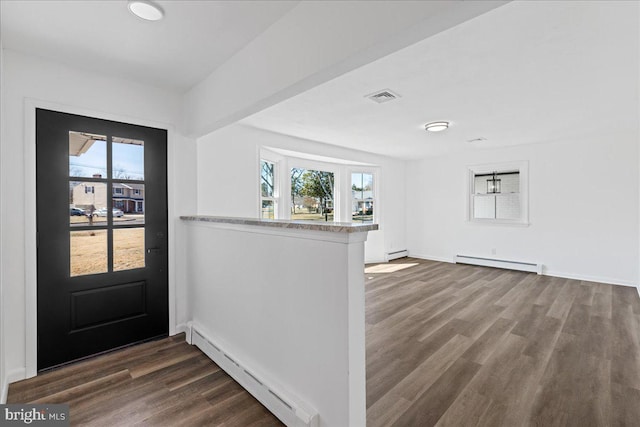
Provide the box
[183,0,510,138]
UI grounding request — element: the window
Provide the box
[133,189,141,195]
[113,187,123,195]
[258,147,380,224]
[468,161,528,225]
[291,168,334,221]
[352,172,374,223]
[260,160,276,219]
[84,186,94,194]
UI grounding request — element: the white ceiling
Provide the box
[241,1,639,159]
[0,0,298,91]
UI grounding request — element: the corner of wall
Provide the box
[1,378,7,404]
[0,41,6,405]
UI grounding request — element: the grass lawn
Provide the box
[70,228,145,276]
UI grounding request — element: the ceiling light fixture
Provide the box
[424,121,450,132]
[128,0,164,21]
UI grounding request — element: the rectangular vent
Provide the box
[244,369,263,386]
[224,354,240,367]
[269,389,293,411]
[366,89,401,104]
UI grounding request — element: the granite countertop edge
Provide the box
[180,215,379,233]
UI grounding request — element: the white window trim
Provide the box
[286,157,341,221]
[259,158,279,219]
[467,161,529,226]
[348,168,379,225]
[258,147,381,224]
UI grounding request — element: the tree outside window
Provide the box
[260,160,276,219]
[291,168,334,221]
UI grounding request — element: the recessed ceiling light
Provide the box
[424,121,450,132]
[128,0,164,21]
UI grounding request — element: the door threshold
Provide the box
[38,334,168,373]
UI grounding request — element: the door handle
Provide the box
[147,247,162,255]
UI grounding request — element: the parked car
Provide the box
[69,207,85,216]
[93,208,124,217]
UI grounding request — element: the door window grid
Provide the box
[69,131,146,276]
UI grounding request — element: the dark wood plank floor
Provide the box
[365,258,640,427]
[7,334,284,426]
[9,258,640,426]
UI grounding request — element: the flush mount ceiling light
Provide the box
[424,121,450,132]
[128,0,164,21]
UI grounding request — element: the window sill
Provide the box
[468,219,530,227]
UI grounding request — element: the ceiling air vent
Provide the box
[365,89,401,104]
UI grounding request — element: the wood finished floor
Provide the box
[365,258,640,427]
[8,258,640,426]
[7,334,284,426]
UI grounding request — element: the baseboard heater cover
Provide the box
[386,249,409,261]
[190,325,319,427]
[455,254,542,275]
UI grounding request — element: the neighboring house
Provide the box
[71,181,144,213]
[352,189,373,215]
[112,183,144,213]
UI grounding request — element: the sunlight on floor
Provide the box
[364,263,419,274]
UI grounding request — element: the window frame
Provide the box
[258,147,380,225]
[287,158,340,222]
[259,158,278,219]
[349,169,378,225]
[467,161,529,226]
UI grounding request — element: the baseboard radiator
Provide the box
[386,249,409,261]
[189,324,318,427]
[455,254,542,275]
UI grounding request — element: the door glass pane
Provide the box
[113,183,145,225]
[69,131,107,178]
[69,181,107,226]
[113,228,145,271]
[70,230,108,276]
[112,137,144,180]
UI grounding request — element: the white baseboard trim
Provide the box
[544,270,637,288]
[1,375,7,404]
[408,253,637,289]
[455,254,542,275]
[408,253,454,264]
[7,368,26,384]
[1,368,27,403]
[190,323,318,427]
[364,258,386,264]
[174,323,189,336]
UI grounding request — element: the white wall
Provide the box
[406,129,639,286]
[0,49,196,382]
[196,124,406,263]
[185,221,368,426]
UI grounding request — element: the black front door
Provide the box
[36,109,168,371]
